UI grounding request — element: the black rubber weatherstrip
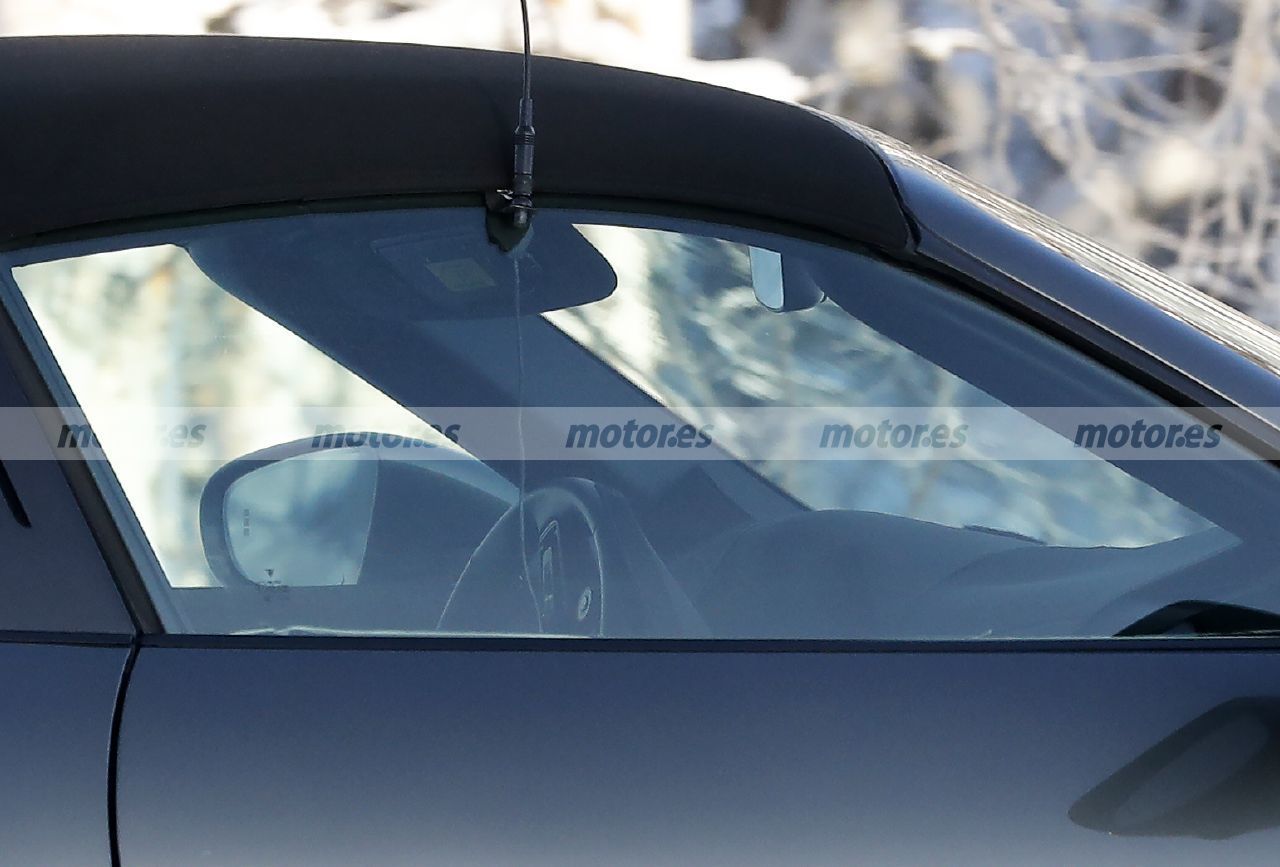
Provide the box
[141,632,1280,654]
[0,630,131,647]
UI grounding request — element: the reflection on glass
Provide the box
[551,223,1213,547]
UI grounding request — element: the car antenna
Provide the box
[486,0,537,253]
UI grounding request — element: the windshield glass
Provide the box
[548,221,1211,547]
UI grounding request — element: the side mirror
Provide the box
[199,434,510,588]
[200,440,380,588]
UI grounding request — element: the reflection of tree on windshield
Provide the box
[551,224,1209,547]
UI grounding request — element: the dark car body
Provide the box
[3,35,1280,866]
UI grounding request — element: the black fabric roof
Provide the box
[0,36,911,249]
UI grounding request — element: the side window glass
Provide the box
[3,207,1275,640]
[12,246,473,590]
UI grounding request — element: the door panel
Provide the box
[0,642,129,865]
[117,646,1280,865]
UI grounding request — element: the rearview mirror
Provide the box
[750,246,825,312]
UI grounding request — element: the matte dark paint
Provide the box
[0,643,129,864]
[0,320,134,634]
[0,37,910,253]
[116,646,1280,865]
[0,442,136,634]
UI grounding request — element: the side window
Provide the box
[2,206,1275,639]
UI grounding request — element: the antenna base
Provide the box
[486,190,534,253]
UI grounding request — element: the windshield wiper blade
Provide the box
[1118,599,1280,638]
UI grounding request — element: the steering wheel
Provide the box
[437,477,706,638]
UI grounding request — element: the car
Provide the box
[2,33,1280,866]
